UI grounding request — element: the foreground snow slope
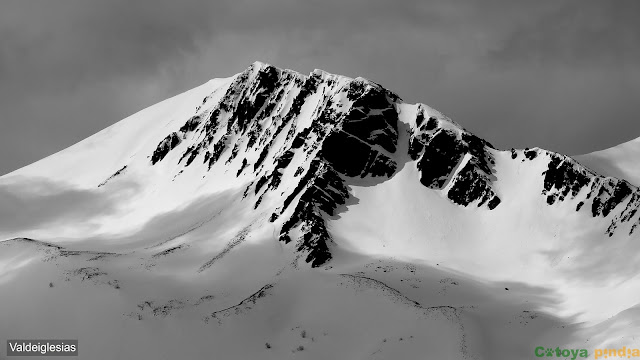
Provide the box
[1,62,639,359]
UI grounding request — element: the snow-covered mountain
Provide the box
[1,61,639,359]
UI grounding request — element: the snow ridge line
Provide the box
[441,152,473,194]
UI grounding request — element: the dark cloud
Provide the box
[489,1,640,68]
[1,0,640,176]
[0,0,225,92]
[0,0,430,93]
[0,176,138,233]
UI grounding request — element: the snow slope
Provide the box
[575,137,640,187]
[1,61,639,359]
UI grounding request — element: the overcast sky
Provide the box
[1,0,639,176]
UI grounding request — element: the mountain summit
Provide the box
[139,61,639,266]
[1,61,639,359]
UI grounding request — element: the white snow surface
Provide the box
[0,62,638,359]
[575,137,640,187]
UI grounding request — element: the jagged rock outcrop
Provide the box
[151,132,182,165]
[519,148,640,237]
[408,105,500,209]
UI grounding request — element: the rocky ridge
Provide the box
[145,61,640,267]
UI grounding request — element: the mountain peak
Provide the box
[126,61,507,266]
[5,62,640,269]
[3,62,639,358]
[132,62,640,267]
[249,60,270,69]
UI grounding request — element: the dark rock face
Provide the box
[178,145,198,166]
[230,65,280,134]
[605,190,640,236]
[318,81,399,179]
[524,149,538,160]
[541,152,634,217]
[342,80,398,153]
[205,136,227,170]
[277,159,350,267]
[408,105,500,209]
[416,129,466,188]
[151,133,181,165]
[268,78,400,267]
[236,158,248,177]
[179,115,201,133]
[447,161,501,209]
[537,151,640,237]
[542,154,592,205]
[225,143,240,164]
[321,131,396,178]
[592,179,633,218]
